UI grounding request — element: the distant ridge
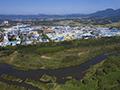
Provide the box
[0,8,120,22]
[0,14,85,20]
[88,8,120,18]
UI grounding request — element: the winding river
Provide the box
[0,53,108,90]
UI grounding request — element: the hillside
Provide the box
[88,8,120,18]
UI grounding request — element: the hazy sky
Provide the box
[0,0,120,14]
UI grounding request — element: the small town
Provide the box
[0,21,120,47]
[1,0,120,90]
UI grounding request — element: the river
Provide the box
[0,53,108,90]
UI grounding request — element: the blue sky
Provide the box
[0,0,120,14]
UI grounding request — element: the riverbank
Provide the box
[0,53,108,90]
[57,52,120,90]
[0,52,119,90]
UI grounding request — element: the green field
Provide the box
[56,54,120,90]
[0,37,120,90]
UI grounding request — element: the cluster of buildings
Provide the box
[0,24,120,47]
[0,20,10,27]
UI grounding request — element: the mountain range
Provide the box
[88,8,120,18]
[0,8,120,22]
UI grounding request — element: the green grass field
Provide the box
[0,37,120,70]
[56,54,120,90]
